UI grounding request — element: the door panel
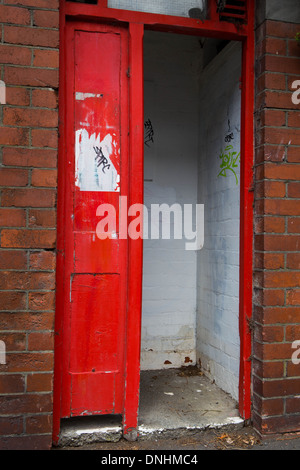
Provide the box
[61,23,129,418]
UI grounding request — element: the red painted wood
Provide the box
[56,21,129,421]
[239,0,255,421]
[122,22,144,438]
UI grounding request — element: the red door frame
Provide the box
[53,0,255,444]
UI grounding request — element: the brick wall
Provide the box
[253,19,300,436]
[0,0,59,450]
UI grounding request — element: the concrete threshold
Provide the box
[58,368,244,447]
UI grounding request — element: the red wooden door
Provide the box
[60,22,129,418]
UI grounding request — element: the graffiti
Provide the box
[218,145,240,186]
[144,119,154,147]
[225,132,234,143]
[94,146,111,174]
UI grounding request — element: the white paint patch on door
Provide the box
[75,128,120,192]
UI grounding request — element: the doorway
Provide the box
[139,30,242,434]
[54,0,255,444]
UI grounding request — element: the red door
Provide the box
[60,22,129,418]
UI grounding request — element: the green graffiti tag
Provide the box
[218,145,240,186]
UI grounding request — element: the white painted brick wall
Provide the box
[196,42,242,401]
[141,31,201,370]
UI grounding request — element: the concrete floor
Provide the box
[138,368,243,439]
[58,367,243,447]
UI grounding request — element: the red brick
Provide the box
[0,312,54,331]
[264,199,300,216]
[264,164,300,181]
[263,343,297,362]
[287,147,300,163]
[288,111,300,128]
[0,127,29,146]
[264,37,287,56]
[5,87,30,106]
[264,272,300,288]
[264,55,300,75]
[286,253,300,269]
[0,393,52,414]
[264,217,285,234]
[288,217,300,234]
[286,325,300,341]
[266,20,300,40]
[1,188,56,208]
[254,396,284,416]
[29,251,56,271]
[260,306,300,325]
[0,250,27,270]
[25,414,52,434]
[4,26,59,49]
[3,107,58,128]
[255,288,285,307]
[1,229,56,249]
[262,109,286,127]
[3,148,57,169]
[0,417,23,436]
[27,373,52,392]
[4,66,58,88]
[5,0,58,8]
[256,234,300,251]
[286,397,300,414]
[31,169,57,188]
[288,182,300,198]
[28,209,56,228]
[263,253,285,270]
[287,290,300,306]
[253,358,284,379]
[261,325,285,343]
[33,10,59,28]
[264,127,300,146]
[0,271,55,290]
[288,39,300,58]
[0,375,25,394]
[2,352,53,373]
[262,181,286,198]
[0,292,26,310]
[256,144,286,163]
[0,168,28,187]
[264,90,299,110]
[31,129,58,149]
[28,332,54,351]
[28,291,55,311]
[31,89,58,109]
[33,49,59,68]
[0,5,30,25]
[0,208,26,227]
[0,44,31,65]
[287,361,300,378]
[256,73,286,93]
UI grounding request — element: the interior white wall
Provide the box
[142,32,242,402]
[196,42,242,401]
[141,31,201,370]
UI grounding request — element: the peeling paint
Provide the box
[75,128,120,192]
[75,92,103,101]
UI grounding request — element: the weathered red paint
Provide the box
[54,19,129,424]
[53,0,255,444]
[239,0,255,421]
